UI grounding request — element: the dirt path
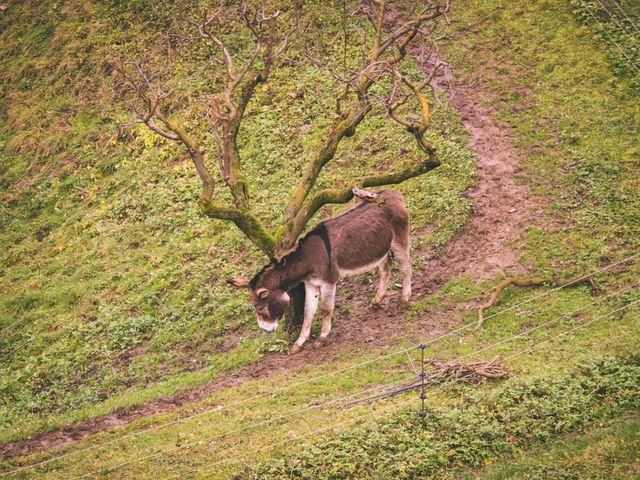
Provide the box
[0,44,541,463]
[414,58,539,285]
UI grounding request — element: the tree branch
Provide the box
[280,103,371,230]
[477,274,599,329]
[281,149,440,247]
[113,60,216,202]
[197,3,299,211]
[199,200,275,256]
[155,111,215,202]
[280,0,447,235]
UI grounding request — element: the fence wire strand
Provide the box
[2,253,637,479]
[64,279,639,480]
[579,0,640,72]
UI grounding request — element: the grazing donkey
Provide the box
[228,189,412,354]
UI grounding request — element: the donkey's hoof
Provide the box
[399,297,411,308]
[371,301,383,310]
[289,343,304,355]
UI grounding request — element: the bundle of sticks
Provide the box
[346,355,509,406]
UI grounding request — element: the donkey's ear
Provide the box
[227,278,250,288]
[256,287,270,299]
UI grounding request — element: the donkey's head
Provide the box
[227,269,290,332]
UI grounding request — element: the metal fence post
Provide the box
[418,344,426,422]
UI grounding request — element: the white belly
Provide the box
[338,256,387,278]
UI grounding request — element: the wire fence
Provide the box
[594,0,638,44]
[578,0,640,72]
[55,273,640,480]
[607,0,640,33]
[177,295,640,479]
[3,252,638,479]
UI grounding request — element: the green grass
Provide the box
[475,415,640,480]
[0,0,639,478]
[0,0,475,440]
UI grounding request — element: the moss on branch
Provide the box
[199,200,275,256]
[282,105,371,226]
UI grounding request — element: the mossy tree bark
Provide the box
[285,284,306,333]
[114,0,451,334]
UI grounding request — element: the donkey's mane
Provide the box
[249,223,331,288]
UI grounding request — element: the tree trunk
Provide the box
[285,283,306,334]
[275,240,305,333]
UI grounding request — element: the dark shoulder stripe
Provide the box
[272,222,332,272]
[313,223,332,267]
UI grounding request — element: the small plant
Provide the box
[258,339,290,355]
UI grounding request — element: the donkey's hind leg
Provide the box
[372,254,392,307]
[391,238,411,305]
[315,283,336,348]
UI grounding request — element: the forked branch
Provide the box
[112,60,216,202]
[277,0,448,249]
[114,2,299,255]
[195,2,300,210]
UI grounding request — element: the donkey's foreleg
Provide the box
[315,283,336,348]
[372,255,392,307]
[290,282,319,354]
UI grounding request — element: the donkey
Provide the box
[228,189,412,354]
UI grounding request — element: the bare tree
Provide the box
[113,0,450,328]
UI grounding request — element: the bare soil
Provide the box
[0,44,543,463]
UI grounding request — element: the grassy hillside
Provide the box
[0,0,475,437]
[0,0,638,478]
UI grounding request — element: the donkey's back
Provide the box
[323,190,410,279]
